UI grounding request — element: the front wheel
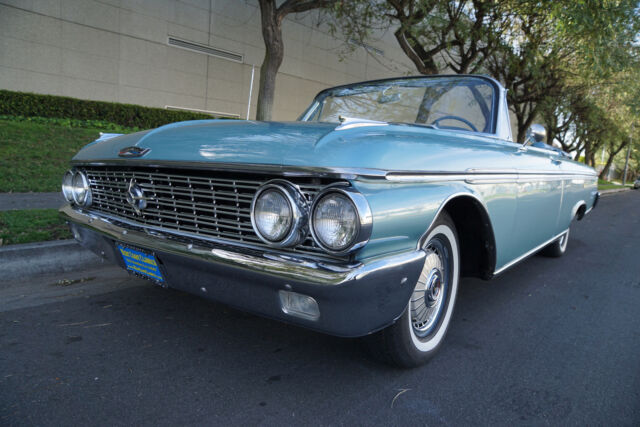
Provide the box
[365,212,460,368]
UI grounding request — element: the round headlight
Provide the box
[312,192,359,251]
[253,189,293,242]
[71,171,91,206]
[62,170,74,202]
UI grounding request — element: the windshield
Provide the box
[301,76,497,134]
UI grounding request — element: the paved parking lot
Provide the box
[1,191,639,425]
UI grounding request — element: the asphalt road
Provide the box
[1,191,639,426]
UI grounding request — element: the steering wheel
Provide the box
[432,115,478,132]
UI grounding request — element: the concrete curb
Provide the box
[0,239,101,281]
[600,187,632,195]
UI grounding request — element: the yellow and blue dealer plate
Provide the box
[116,244,164,283]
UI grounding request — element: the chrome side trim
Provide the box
[60,204,424,286]
[386,169,598,184]
[386,173,472,183]
[493,229,569,275]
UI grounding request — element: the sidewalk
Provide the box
[0,192,64,211]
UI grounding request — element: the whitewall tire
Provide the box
[365,212,460,368]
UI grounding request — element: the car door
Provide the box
[511,145,564,256]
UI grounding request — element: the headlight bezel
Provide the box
[62,170,75,202]
[70,170,92,207]
[250,180,308,248]
[310,186,372,255]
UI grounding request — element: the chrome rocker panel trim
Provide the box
[493,229,569,275]
[60,204,426,337]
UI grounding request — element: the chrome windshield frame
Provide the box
[297,74,511,141]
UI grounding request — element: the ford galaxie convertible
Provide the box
[60,75,599,367]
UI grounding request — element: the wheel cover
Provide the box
[411,239,448,337]
[559,229,569,251]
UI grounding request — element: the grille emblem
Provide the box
[126,180,147,214]
[119,146,150,157]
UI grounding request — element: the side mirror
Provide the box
[524,124,546,146]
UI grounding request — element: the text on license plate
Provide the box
[116,244,164,282]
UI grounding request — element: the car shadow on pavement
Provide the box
[0,239,609,425]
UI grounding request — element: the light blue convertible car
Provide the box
[60,75,599,367]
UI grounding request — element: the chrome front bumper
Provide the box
[60,205,425,337]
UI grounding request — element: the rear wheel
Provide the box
[541,229,569,258]
[365,212,460,368]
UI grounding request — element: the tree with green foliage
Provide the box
[334,0,640,159]
[335,0,510,75]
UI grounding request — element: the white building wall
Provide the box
[0,0,415,120]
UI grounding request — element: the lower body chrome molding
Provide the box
[60,205,425,337]
[493,229,569,276]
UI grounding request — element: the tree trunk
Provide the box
[598,141,629,179]
[256,0,285,121]
[599,155,615,180]
[393,28,440,75]
[584,141,592,165]
[546,126,556,146]
[515,110,536,143]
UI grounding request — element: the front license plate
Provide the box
[116,244,164,283]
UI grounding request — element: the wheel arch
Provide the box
[419,193,497,280]
[571,200,587,221]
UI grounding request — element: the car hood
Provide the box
[72,119,594,174]
[75,120,338,165]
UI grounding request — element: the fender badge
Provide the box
[118,146,150,157]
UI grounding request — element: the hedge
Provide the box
[0,89,218,129]
[0,114,140,133]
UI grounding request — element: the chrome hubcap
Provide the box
[425,270,442,307]
[411,242,447,336]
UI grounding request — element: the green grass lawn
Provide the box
[0,209,71,245]
[0,118,125,192]
[598,179,632,191]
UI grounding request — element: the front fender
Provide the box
[351,181,480,260]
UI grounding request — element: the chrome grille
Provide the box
[83,166,342,259]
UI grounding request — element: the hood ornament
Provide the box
[119,146,150,157]
[335,116,387,131]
